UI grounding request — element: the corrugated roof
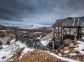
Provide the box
[53,17,84,28]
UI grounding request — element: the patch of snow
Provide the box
[0,39,19,61]
[16,41,33,53]
[2,45,9,48]
[10,39,15,43]
[75,41,84,54]
[16,41,34,59]
[19,47,34,59]
[0,39,33,62]
[49,52,80,62]
[0,45,17,62]
[40,40,50,46]
[23,47,33,53]
[16,41,26,48]
[82,37,84,39]
[82,30,84,33]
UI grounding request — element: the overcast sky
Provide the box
[0,0,84,26]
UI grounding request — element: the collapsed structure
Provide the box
[52,17,84,49]
[53,17,84,41]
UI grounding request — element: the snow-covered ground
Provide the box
[75,40,84,54]
[0,39,33,62]
[40,40,83,62]
[40,40,50,46]
[16,41,34,59]
[16,41,33,53]
[0,44,18,61]
[0,39,84,62]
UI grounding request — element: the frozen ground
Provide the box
[0,39,33,62]
[0,39,83,62]
[40,40,50,46]
[75,40,84,54]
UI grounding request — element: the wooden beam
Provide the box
[61,27,63,40]
[62,28,67,35]
[74,28,77,41]
[53,27,55,39]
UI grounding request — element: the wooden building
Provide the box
[53,17,84,41]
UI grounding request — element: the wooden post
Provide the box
[53,27,55,40]
[74,28,77,41]
[77,27,81,40]
[33,41,35,48]
[69,28,71,35]
[52,40,55,49]
[63,28,67,35]
[52,27,55,49]
[15,34,18,41]
[58,27,59,37]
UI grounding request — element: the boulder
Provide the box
[74,45,79,48]
[74,50,79,53]
[64,47,69,51]
[60,50,63,53]
[69,53,77,56]
[69,43,75,48]
[64,50,69,54]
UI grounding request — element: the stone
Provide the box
[64,50,69,54]
[69,43,75,48]
[64,41,69,46]
[74,50,79,53]
[69,53,77,56]
[74,45,79,48]
[64,47,69,51]
[60,50,63,53]
[2,56,6,59]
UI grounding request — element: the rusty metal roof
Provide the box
[53,17,84,28]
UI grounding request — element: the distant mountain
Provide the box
[0,24,51,29]
[0,25,8,29]
[16,24,51,29]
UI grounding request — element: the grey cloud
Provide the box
[0,0,84,25]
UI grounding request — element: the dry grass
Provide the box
[12,49,65,62]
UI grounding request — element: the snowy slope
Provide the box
[0,39,33,62]
[0,39,83,62]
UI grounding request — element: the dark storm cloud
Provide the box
[0,0,84,25]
